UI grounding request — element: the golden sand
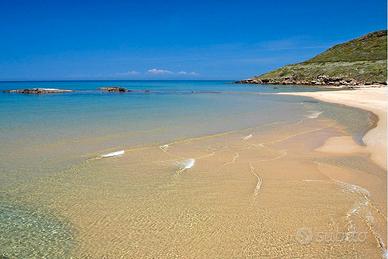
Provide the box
[11,110,386,258]
[280,87,387,170]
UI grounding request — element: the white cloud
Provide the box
[177,71,199,76]
[147,68,173,75]
[115,68,199,77]
[147,68,199,76]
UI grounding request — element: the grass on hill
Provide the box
[252,30,387,85]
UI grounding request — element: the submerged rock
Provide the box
[3,88,73,94]
[99,86,128,92]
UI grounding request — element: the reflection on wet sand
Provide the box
[7,114,385,258]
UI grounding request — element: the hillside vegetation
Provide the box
[237,30,387,86]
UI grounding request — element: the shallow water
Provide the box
[0,202,74,258]
[0,81,384,257]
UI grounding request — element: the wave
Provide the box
[334,180,370,197]
[176,158,195,173]
[243,134,253,140]
[101,150,125,158]
[159,144,169,152]
[305,111,323,119]
[334,180,387,254]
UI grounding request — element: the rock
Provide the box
[235,79,261,84]
[99,86,127,93]
[235,75,387,87]
[2,88,73,94]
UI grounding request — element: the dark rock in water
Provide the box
[99,86,127,93]
[2,88,73,94]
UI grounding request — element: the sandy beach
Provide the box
[7,95,385,257]
[1,83,387,257]
[280,87,387,170]
[1,0,387,256]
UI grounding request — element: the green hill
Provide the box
[237,30,387,86]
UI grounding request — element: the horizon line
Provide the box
[0,79,238,83]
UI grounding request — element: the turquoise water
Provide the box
[0,80,371,257]
[0,80,370,187]
[0,81,324,186]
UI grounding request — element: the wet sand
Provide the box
[280,87,387,170]
[7,109,386,258]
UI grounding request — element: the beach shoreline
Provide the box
[279,87,387,170]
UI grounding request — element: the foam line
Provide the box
[176,158,196,174]
[101,150,125,158]
[249,163,262,197]
[306,111,323,119]
[223,152,239,166]
[243,134,253,140]
[159,144,169,152]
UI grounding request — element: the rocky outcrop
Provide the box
[99,87,152,93]
[99,86,128,92]
[3,88,73,94]
[236,75,386,87]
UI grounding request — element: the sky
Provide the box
[0,0,386,81]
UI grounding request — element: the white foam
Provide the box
[249,163,262,197]
[346,199,369,218]
[332,178,386,252]
[39,88,61,91]
[335,180,370,197]
[243,134,253,140]
[179,158,195,169]
[159,144,169,152]
[101,150,125,158]
[305,111,323,119]
[224,152,239,166]
[176,158,196,173]
[36,88,72,92]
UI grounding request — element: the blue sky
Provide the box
[0,0,386,80]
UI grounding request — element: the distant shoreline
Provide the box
[0,79,235,83]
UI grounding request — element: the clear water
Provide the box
[0,80,371,189]
[0,202,74,259]
[0,80,373,257]
[0,81,326,186]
